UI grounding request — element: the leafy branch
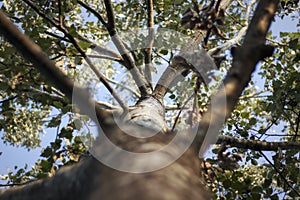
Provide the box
[21,0,128,112]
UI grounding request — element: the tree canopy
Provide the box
[0,0,299,199]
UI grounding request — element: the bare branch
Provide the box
[44,31,69,42]
[171,93,195,131]
[45,31,125,65]
[89,44,122,61]
[217,135,300,151]
[106,77,141,98]
[58,0,63,26]
[21,0,57,28]
[0,180,36,187]
[85,54,123,63]
[0,95,18,104]
[208,0,255,56]
[96,101,120,110]
[23,87,67,104]
[208,26,247,56]
[103,0,115,31]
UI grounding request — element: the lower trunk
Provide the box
[0,123,210,200]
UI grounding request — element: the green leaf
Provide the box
[50,139,62,150]
[41,147,53,158]
[249,118,257,126]
[169,94,176,99]
[53,101,63,109]
[78,41,91,50]
[59,128,73,140]
[251,185,262,193]
[160,49,168,55]
[251,159,258,165]
[40,160,52,172]
[289,39,299,50]
[73,119,83,130]
[47,116,61,128]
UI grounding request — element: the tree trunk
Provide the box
[0,123,210,200]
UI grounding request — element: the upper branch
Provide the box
[103,0,116,32]
[104,0,152,96]
[143,0,154,87]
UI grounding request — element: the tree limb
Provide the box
[0,10,114,126]
[196,0,279,156]
[102,0,152,96]
[143,0,154,86]
[217,135,300,151]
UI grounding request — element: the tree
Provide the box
[0,0,299,199]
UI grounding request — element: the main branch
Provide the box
[195,0,279,155]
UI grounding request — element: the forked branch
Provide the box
[78,0,152,96]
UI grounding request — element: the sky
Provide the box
[0,5,299,184]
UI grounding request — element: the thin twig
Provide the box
[152,49,171,64]
[77,0,107,26]
[106,77,141,98]
[44,30,70,42]
[0,95,18,104]
[46,30,124,63]
[171,93,195,131]
[103,0,116,31]
[96,101,120,110]
[85,54,123,63]
[260,151,300,197]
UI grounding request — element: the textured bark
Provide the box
[0,125,210,200]
[217,135,300,151]
[127,96,168,132]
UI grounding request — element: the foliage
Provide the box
[0,0,299,198]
